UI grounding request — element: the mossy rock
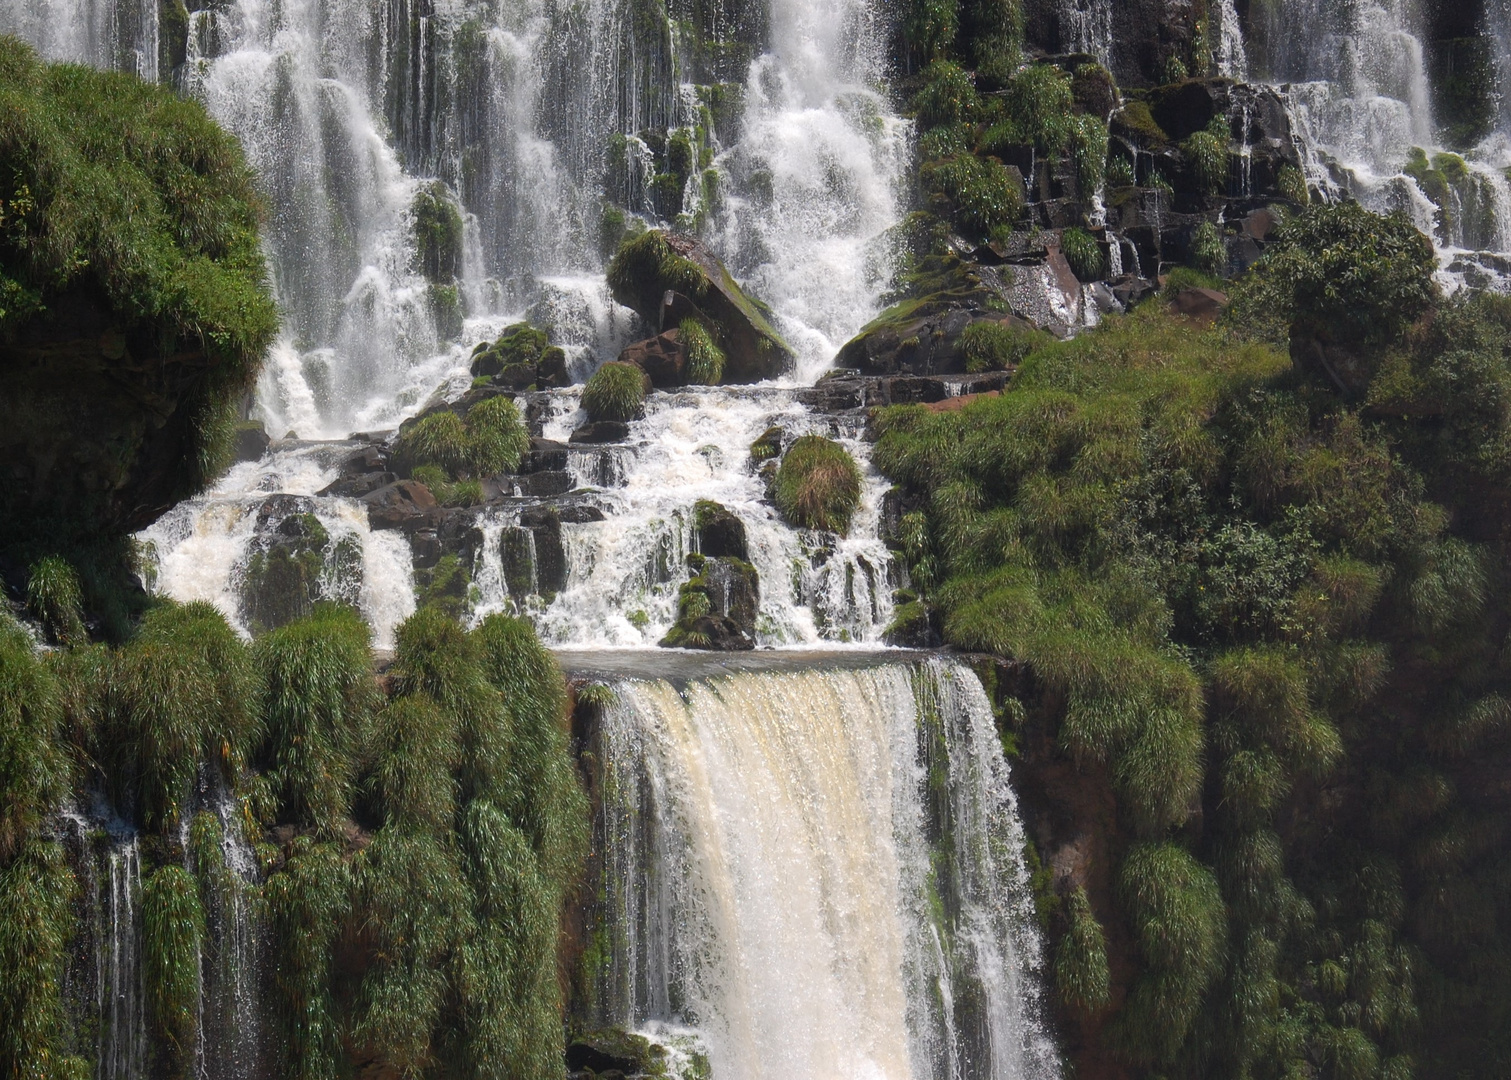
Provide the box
[469,323,569,390]
[607,230,794,382]
[239,513,358,633]
[658,555,759,651]
[694,500,747,560]
[566,1028,670,1076]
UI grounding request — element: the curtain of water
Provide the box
[594,659,1059,1080]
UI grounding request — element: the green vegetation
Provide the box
[680,318,726,385]
[875,202,1511,1076]
[396,396,530,481]
[1183,116,1231,195]
[0,597,587,1079]
[26,556,85,647]
[1060,227,1104,281]
[606,230,707,318]
[412,181,463,284]
[774,435,863,535]
[582,361,649,423]
[959,318,1048,372]
[1190,219,1225,277]
[921,153,1024,240]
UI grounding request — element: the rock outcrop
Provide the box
[608,230,795,383]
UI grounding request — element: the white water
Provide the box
[595,659,1059,1080]
[1255,0,1511,288]
[1057,0,1112,66]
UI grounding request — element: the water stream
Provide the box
[589,657,1059,1080]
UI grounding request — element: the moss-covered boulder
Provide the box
[773,435,862,535]
[469,323,569,390]
[607,230,793,382]
[660,551,760,651]
[0,39,277,542]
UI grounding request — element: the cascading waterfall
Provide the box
[591,658,1059,1080]
[1253,0,1511,285]
[1056,0,1112,67]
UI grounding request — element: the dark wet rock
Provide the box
[505,471,575,498]
[319,471,396,499]
[570,421,631,444]
[619,329,688,388]
[695,500,748,560]
[239,510,359,633]
[518,438,570,474]
[499,505,570,601]
[885,598,943,648]
[607,230,795,382]
[233,421,270,463]
[361,479,440,531]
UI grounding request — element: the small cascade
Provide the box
[1253,0,1511,289]
[136,444,417,648]
[1214,0,1248,81]
[473,385,897,647]
[590,658,1058,1080]
[100,833,146,1080]
[1056,0,1113,67]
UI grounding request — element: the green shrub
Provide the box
[412,182,463,284]
[920,153,1025,238]
[1001,63,1074,152]
[0,615,68,861]
[1067,113,1108,194]
[0,38,276,365]
[1106,152,1136,187]
[679,318,726,385]
[255,604,376,831]
[918,122,971,161]
[466,395,531,476]
[397,410,469,476]
[1117,843,1226,1061]
[1230,202,1438,352]
[1056,886,1110,1013]
[0,838,79,1078]
[112,601,256,831]
[142,865,205,1050]
[262,837,349,1080]
[1190,219,1226,277]
[1183,116,1232,194]
[1278,163,1309,204]
[1061,227,1105,280]
[959,319,1046,372]
[774,435,863,535]
[364,696,459,831]
[582,361,648,423]
[25,556,85,647]
[912,60,980,130]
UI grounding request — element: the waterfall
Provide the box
[1253,0,1511,288]
[591,658,1059,1080]
[1214,0,1248,80]
[100,834,147,1080]
[1056,0,1112,67]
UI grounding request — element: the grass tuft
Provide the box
[582,362,648,423]
[774,435,863,535]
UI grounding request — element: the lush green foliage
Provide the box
[876,203,1511,1076]
[397,397,530,480]
[25,556,85,648]
[774,435,863,535]
[582,361,649,423]
[1183,116,1232,195]
[142,865,205,1052]
[920,153,1024,239]
[959,319,1048,372]
[1055,886,1110,1014]
[1060,227,1104,280]
[679,317,726,385]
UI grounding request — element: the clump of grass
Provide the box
[1056,886,1110,1014]
[1117,843,1226,1061]
[774,435,863,535]
[959,319,1047,372]
[1278,163,1309,205]
[606,230,707,318]
[912,60,982,130]
[1061,227,1106,281]
[1183,116,1232,195]
[26,556,86,647]
[396,410,470,476]
[261,836,349,1080]
[920,153,1025,239]
[255,604,376,832]
[1190,219,1226,277]
[465,396,531,475]
[582,361,649,423]
[1067,113,1109,195]
[0,615,69,861]
[750,426,783,462]
[680,318,726,385]
[142,865,206,1051]
[108,601,257,831]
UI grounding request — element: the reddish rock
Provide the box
[619,330,688,388]
[360,479,439,532]
[1169,286,1229,325]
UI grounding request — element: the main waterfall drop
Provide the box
[583,657,1060,1080]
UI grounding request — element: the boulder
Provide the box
[607,230,795,382]
[660,552,760,650]
[619,330,688,388]
[570,421,631,444]
[361,480,440,531]
[233,421,270,463]
[469,323,570,390]
[565,1030,668,1077]
[1169,286,1230,324]
[694,500,748,560]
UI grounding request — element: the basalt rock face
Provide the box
[1024,0,1200,88]
[0,285,232,534]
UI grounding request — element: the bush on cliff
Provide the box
[875,203,1511,1076]
[582,361,649,423]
